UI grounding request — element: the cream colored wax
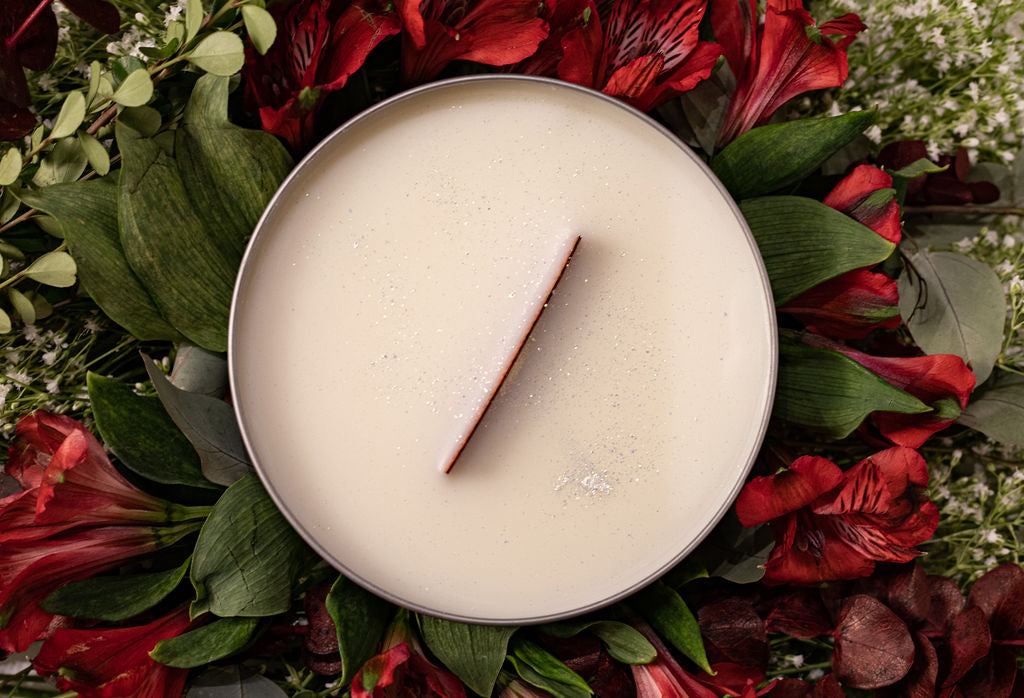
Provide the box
[231,77,776,623]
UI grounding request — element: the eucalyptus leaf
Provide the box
[740,196,896,305]
[50,91,86,140]
[188,32,245,76]
[418,615,517,697]
[14,180,181,341]
[538,620,655,665]
[241,5,276,55]
[170,345,228,396]
[508,638,591,698]
[904,220,990,249]
[958,373,1024,446]
[890,157,947,180]
[692,509,773,584]
[775,342,930,439]
[186,666,287,698]
[112,68,154,107]
[152,616,260,668]
[41,557,190,621]
[7,288,34,324]
[631,581,711,673]
[0,147,21,186]
[22,250,76,287]
[191,474,317,618]
[143,355,250,486]
[33,137,88,186]
[87,372,215,489]
[326,575,394,685]
[0,308,10,334]
[78,132,110,176]
[711,111,875,199]
[899,250,1004,383]
[185,0,204,44]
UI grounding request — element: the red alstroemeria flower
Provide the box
[711,0,865,146]
[352,613,466,697]
[0,412,207,652]
[527,0,722,112]
[33,605,193,698]
[802,334,976,448]
[398,0,548,86]
[243,0,400,151]
[823,164,901,246]
[735,447,939,585]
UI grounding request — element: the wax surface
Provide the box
[231,77,776,622]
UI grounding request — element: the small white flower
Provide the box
[865,125,883,144]
[41,350,57,366]
[45,378,60,395]
[789,655,805,668]
[807,669,825,681]
[980,528,1003,544]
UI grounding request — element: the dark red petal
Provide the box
[925,176,974,205]
[923,574,965,637]
[969,180,1001,204]
[823,164,901,244]
[4,0,58,71]
[953,147,970,181]
[810,673,844,698]
[734,456,844,527]
[320,1,401,92]
[304,583,339,655]
[0,99,36,140]
[941,606,992,689]
[877,632,937,698]
[878,140,929,171]
[61,0,121,34]
[515,0,595,77]
[833,594,915,690]
[968,563,1024,642]
[555,4,603,87]
[697,598,768,667]
[766,590,833,638]
[954,646,1018,698]
[768,677,812,697]
[883,563,933,626]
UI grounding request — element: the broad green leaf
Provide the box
[538,620,655,665]
[112,69,154,107]
[958,373,1024,446]
[191,474,316,618]
[0,189,20,223]
[41,558,190,621]
[905,220,989,249]
[170,344,228,396]
[711,111,875,199]
[50,91,86,140]
[144,355,251,486]
[33,137,88,186]
[14,180,181,341]
[741,196,896,305]
[241,5,276,55]
[631,581,710,673]
[0,308,10,333]
[691,509,773,584]
[508,638,591,698]
[188,32,245,76]
[899,250,1004,383]
[418,616,517,697]
[775,342,930,439]
[87,372,215,489]
[78,132,110,175]
[326,575,394,685]
[185,0,204,44]
[186,666,287,698]
[0,147,21,186]
[7,288,34,324]
[22,250,76,287]
[119,105,162,137]
[152,616,260,668]
[86,60,103,109]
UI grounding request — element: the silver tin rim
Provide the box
[228,74,778,625]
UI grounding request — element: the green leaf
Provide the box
[0,308,10,334]
[14,180,181,341]
[185,0,204,44]
[41,558,190,621]
[631,581,711,673]
[50,91,86,140]
[958,373,1024,446]
[711,111,876,199]
[418,616,517,697]
[33,137,88,186]
[186,666,287,698]
[22,250,76,287]
[78,132,110,176]
[538,620,655,665]
[673,65,733,156]
[144,355,251,486]
[169,345,228,396]
[119,106,162,137]
[112,69,154,107]
[241,5,276,55]
[326,575,394,685]
[191,474,316,618]
[741,196,896,305]
[87,372,215,488]
[0,147,21,186]
[152,616,260,668]
[35,215,64,238]
[188,32,245,76]
[1,189,20,223]
[508,638,592,698]
[86,60,103,109]
[691,509,773,584]
[890,158,947,180]
[775,342,930,439]
[899,250,1004,384]
[7,288,34,324]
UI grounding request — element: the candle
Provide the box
[230,76,776,624]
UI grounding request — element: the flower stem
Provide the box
[167,503,215,523]
[7,0,53,51]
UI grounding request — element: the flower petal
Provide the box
[833,594,915,690]
[780,269,900,340]
[735,456,843,527]
[823,165,900,245]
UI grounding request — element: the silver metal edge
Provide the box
[228,74,779,626]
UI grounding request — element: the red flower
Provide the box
[802,334,976,447]
[523,0,722,112]
[243,0,400,151]
[735,447,939,585]
[711,0,865,146]
[352,613,466,697]
[823,164,901,245]
[33,605,193,698]
[0,412,207,652]
[397,0,548,86]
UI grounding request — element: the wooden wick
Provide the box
[442,235,582,474]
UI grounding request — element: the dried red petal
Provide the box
[968,563,1024,643]
[925,175,974,205]
[765,590,833,639]
[833,595,914,690]
[923,574,965,638]
[810,673,844,698]
[304,583,339,655]
[769,677,812,697]
[882,563,932,627]
[969,180,1000,204]
[941,606,991,689]
[698,598,768,667]
[61,0,120,34]
[877,632,937,698]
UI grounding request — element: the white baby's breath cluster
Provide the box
[803,0,1024,164]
